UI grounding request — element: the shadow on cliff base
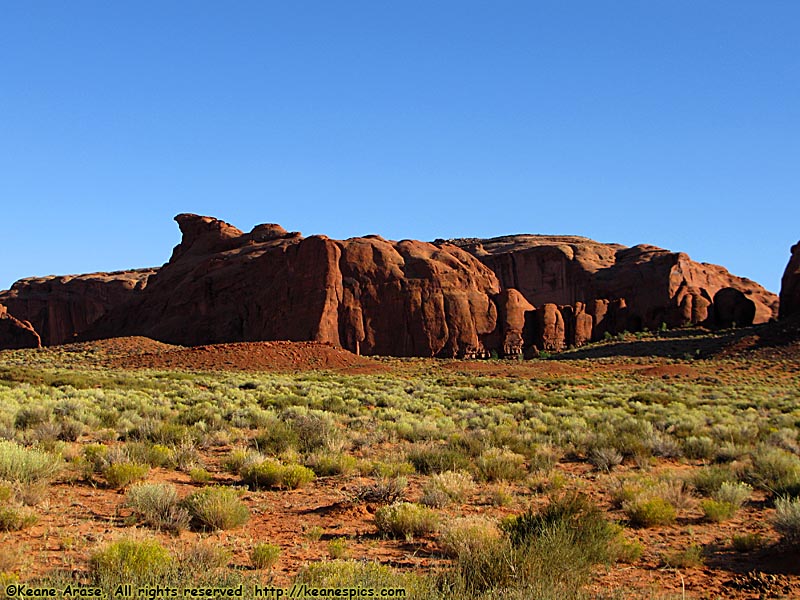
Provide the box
[553,317,800,360]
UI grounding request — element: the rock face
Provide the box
[85,214,501,357]
[0,215,782,357]
[780,241,800,320]
[0,270,155,346]
[490,289,534,357]
[0,304,41,349]
[450,235,778,336]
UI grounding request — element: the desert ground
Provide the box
[0,326,799,599]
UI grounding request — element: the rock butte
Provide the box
[779,241,800,320]
[0,214,787,356]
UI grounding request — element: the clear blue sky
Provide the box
[1,2,797,293]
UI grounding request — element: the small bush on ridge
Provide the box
[180,487,249,531]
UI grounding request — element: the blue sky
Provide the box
[1,2,797,293]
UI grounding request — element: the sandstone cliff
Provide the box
[450,235,778,336]
[0,269,155,346]
[84,214,500,357]
[0,215,782,356]
[780,241,800,320]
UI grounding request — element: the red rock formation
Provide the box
[1,215,782,356]
[491,289,534,357]
[561,302,593,347]
[0,304,41,349]
[780,241,800,320]
[85,215,501,358]
[0,270,154,346]
[452,235,778,334]
[532,304,566,352]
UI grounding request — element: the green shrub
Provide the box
[125,483,190,533]
[240,459,283,489]
[57,419,84,442]
[439,529,515,594]
[240,460,314,490]
[221,447,253,474]
[374,502,439,540]
[527,444,562,472]
[629,392,676,406]
[476,447,526,482]
[14,406,50,429]
[125,442,172,468]
[282,411,343,454]
[189,467,212,483]
[691,465,738,496]
[0,481,12,503]
[502,493,620,564]
[614,538,644,563]
[714,481,751,508]
[253,422,298,455]
[304,525,323,542]
[0,505,37,531]
[0,440,62,483]
[305,453,357,477]
[104,462,150,489]
[609,477,645,508]
[623,497,676,528]
[407,443,470,475]
[327,537,349,560]
[439,517,501,559]
[250,543,281,570]
[419,486,450,508]
[281,464,315,489]
[772,496,800,546]
[181,487,249,531]
[169,439,203,472]
[683,436,716,460]
[367,460,415,478]
[700,499,737,523]
[90,539,172,586]
[654,479,696,510]
[420,471,475,507]
[732,533,763,552]
[147,423,189,446]
[448,493,622,597]
[661,544,704,568]
[178,544,230,571]
[487,482,515,507]
[747,447,800,495]
[83,444,109,471]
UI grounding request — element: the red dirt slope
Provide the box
[107,339,385,373]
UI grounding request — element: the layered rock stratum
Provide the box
[0,214,782,355]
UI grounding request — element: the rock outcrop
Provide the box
[450,235,778,336]
[0,270,155,346]
[1,215,781,357]
[490,289,534,357]
[780,241,800,320]
[0,304,41,349]
[84,214,501,357]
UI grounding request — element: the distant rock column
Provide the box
[780,241,800,319]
